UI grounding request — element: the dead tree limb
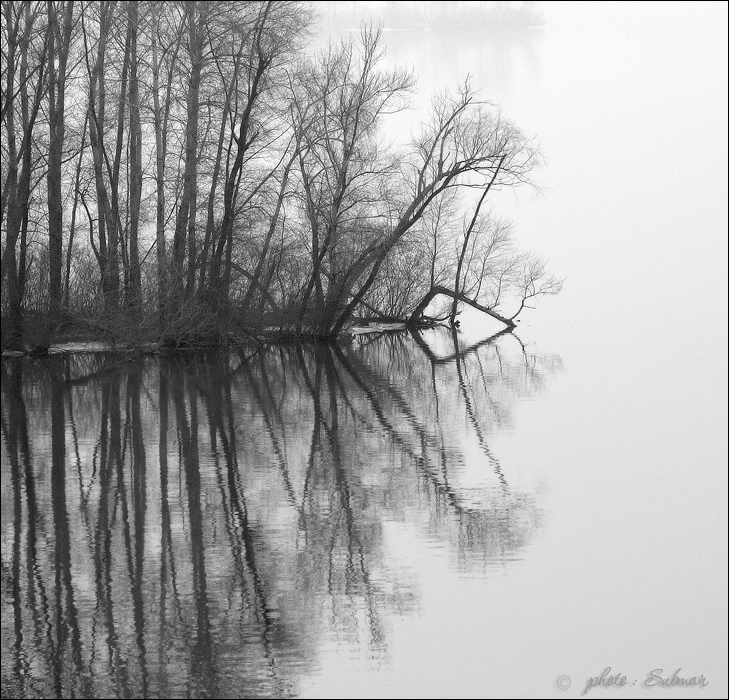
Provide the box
[407,285,516,330]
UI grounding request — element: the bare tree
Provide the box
[1,2,559,349]
[508,253,563,320]
[1,1,49,348]
[291,25,414,336]
[170,0,206,303]
[326,76,540,336]
[146,0,183,324]
[46,0,74,315]
[83,0,120,311]
[127,0,142,311]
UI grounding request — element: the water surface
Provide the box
[1,329,560,698]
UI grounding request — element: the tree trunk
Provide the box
[2,2,22,348]
[450,154,505,323]
[127,0,142,311]
[46,0,74,317]
[86,1,119,311]
[407,285,516,330]
[207,3,272,309]
[241,147,297,312]
[1,2,47,348]
[111,5,131,307]
[65,113,87,309]
[172,1,203,304]
[198,99,230,295]
[150,1,178,327]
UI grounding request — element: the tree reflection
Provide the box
[1,331,561,698]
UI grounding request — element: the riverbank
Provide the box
[0,322,428,358]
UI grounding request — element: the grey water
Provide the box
[2,2,727,699]
[1,331,558,699]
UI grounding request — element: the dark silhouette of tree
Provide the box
[2,2,558,348]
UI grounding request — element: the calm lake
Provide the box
[2,2,727,699]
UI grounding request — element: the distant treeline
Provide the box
[1,1,559,350]
[318,1,545,29]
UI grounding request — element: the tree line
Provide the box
[1,0,561,350]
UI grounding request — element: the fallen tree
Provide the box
[407,285,516,330]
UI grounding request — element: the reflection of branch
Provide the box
[332,344,470,515]
[170,370,219,696]
[295,346,323,532]
[323,352,384,644]
[410,325,513,365]
[60,355,130,386]
[93,379,130,696]
[294,346,385,643]
[0,330,556,693]
[1,364,34,692]
[474,349,503,425]
[183,358,283,688]
[429,358,453,490]
[66,390,95,549]
[128,369,150,696]
[157,364,172,696]
[510,331,544,389]
[450,328,508,489]
[244,357,297,505]
[1,363,63,684]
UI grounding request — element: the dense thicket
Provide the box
[1,1,561,350]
